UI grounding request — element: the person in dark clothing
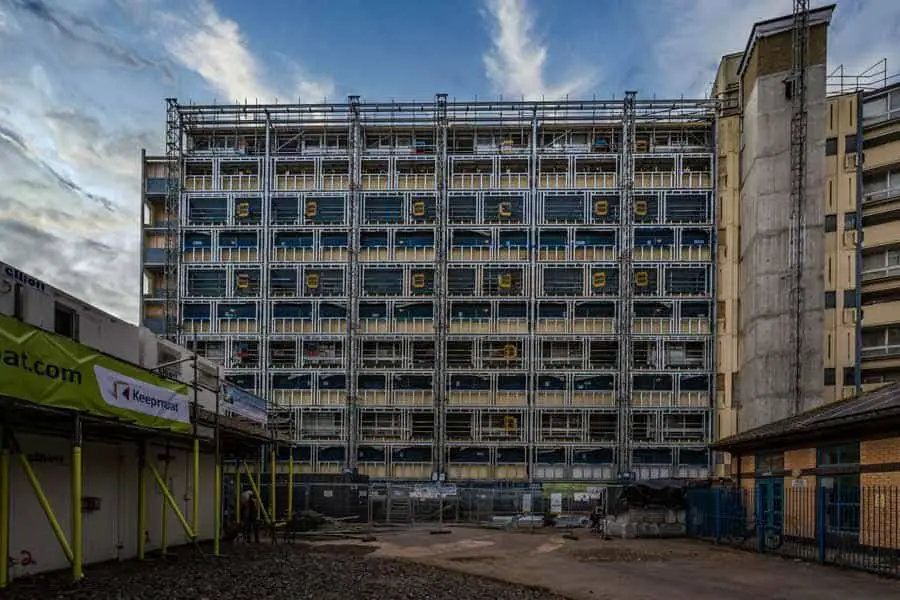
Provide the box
[244,491,261,543]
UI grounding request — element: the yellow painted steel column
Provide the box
[18,454,73,562]
[160,454,169,555]
[71,418,83,582]
[213,463,221,556]
[192,438,200,537]
[137,446,146,560]
[269,448,276,520]
[0,446,10,589]
[147,462,195,539]
[287,452,294,521]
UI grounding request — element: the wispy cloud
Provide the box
[156,0,333,103]
[481,0,595,100]
[0,0,332,321]
[649,0,900,98]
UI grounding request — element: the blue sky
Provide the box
[0,0,898,321]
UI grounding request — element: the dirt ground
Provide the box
[307,526,900,600]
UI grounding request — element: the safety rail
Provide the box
[634,171,675,189]
[275,174,316,191]
[183,175,214,191]
[451,173,493,189]
[497,173,529,189]
[573,172,618,188]
[322,174,350,190]
[220,174,260,191]
[396,173,436,189]
[360,174,390,190]
[537,173,570,188]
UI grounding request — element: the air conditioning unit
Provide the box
[843,230,859,247]
[843,153,859,172]
[841,308,858,325]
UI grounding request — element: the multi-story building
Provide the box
[141,95,718,482]
[822,77,900,401]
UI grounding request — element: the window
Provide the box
[54,303,78,340]
[843,366,856,387]
[755,452,784,474]
[844,134,858,154]
[824,291,836,308]
[862,90,900,126]
[825,214,837,232]
[817,442,861,537]
[843,289,857,308]
[825,137,837,156]
[824,368,836,386]
[843,212,857,230]
[861,246,900,281]
[818,442,860,467]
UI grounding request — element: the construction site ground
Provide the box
[341,525,900,600]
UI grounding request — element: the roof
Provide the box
[713,382,900,452]
[737,5,836,77]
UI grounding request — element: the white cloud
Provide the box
[482,0,594,100]
[651,0,900,98]
[159,0,333,103]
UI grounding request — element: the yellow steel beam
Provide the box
[0,448,10,589]
[160,456,170,554]
[137,452,146,560]
[147,461,196,541]
[239,462,271,524]
[71,444,83,581]
[192,439,200,535]
[213,463,221,556]
[17,453,74,563]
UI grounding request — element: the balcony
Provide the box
[573,173,617,189]
[275,174,316,191]
[220,174,260,191]
[451,173,492,189]
[184,175,214,192]
[396,173,435,190]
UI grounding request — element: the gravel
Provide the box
[3,543,566,600]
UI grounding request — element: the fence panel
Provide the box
[686,485,900,578]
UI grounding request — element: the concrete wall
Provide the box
[7,433,217,579]
[735,62,827,431]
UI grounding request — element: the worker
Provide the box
[242,490,261,543]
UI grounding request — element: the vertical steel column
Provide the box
[213,385,221,556]
[616,91,637,480]
[527,107,539,481]
[0,426,9,589]
[346,96,362,472]
[433,93,449,480]
[137,441,146,560]
[164,98,183,342]
[191,334,199,537]
[160,446,170,555]
[71,415,83,582]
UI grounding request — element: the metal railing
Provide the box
[686,485,900,578]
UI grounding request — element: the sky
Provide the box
[0,0,898,323]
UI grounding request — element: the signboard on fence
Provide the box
[0,313,190,432]
[409,484,458,499]
[222,382,268,425]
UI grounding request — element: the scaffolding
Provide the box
[144,94,717,482]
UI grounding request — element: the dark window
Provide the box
[825,137,837,156]
[54,303,78,340]
[818,442,860,467]
[843,289,857,308]
[825,291,836,308]
[820,473,860,536]
[844,212,858,230]
[13,283,24,319]
[825,214,837,232]
[755,452,784,474]
[824,368,836,386]
[843,366,856,387]
[845,134,858,154]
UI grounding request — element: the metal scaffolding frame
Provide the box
[146,94,717,482]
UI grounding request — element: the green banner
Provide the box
[0,314,191,432]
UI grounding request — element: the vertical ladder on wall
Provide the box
[433,93,449,482]
[616,91,637,480]
[347,96,362,471]
[164,98,183,344]
[788,0,810,416]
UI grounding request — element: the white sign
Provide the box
[791,478,808,489]
[550,493,563,513]
[94,365,190,424]
[521,494,532,513]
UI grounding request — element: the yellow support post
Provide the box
[287,452,294,521]
[192,438,200,535]
[240,462,271,524]
[213,463,221,556]
[0,446,10,589]
[71,419,84,582]
[269,448,276,520]
[137,448,146,560]
[17,453,74,563]
[147,462,196,540]
[160,454,170,555]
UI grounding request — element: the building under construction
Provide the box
[141,93,717,482]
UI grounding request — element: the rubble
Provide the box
[2,543,565,600]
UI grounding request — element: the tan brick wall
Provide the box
[860,437,900,549]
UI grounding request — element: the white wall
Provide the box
[7,433,217,579]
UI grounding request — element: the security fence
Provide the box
[686,485,900,578]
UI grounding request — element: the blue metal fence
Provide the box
[686,485,900,577]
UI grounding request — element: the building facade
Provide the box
[141,96,718,482]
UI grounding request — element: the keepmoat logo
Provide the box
[113,380,182,415]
